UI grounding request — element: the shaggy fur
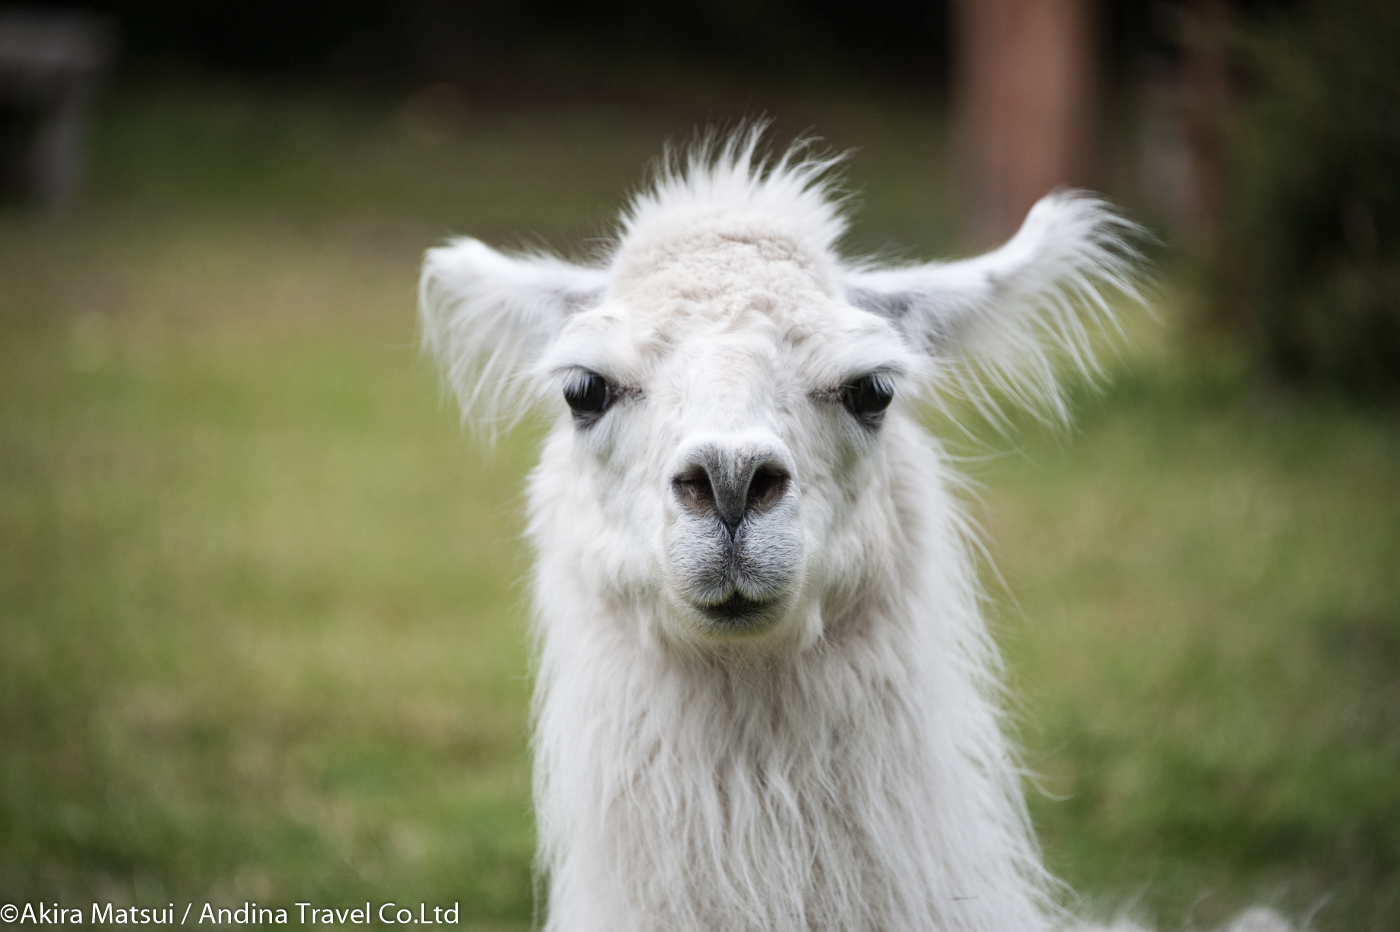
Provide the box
[419,133,1278,932]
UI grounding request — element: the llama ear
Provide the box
[843,191,1142,422]
[420,238,609,429]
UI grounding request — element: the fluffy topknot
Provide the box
[609,129,849,290]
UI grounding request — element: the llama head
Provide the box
[421,135,1139,655]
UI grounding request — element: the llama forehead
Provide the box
[554,291,912,396]
[610,210,838,298]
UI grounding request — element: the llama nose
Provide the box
[671,444,792,534]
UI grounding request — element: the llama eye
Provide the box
[841,373,894,423]
[563,372,611,421]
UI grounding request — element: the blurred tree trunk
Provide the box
[952,0,1099,246]
[1180,0,1231,250]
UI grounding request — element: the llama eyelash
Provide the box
[555,368,642,425]
[810,371,898,425]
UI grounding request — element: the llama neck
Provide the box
[531,604,1051,932]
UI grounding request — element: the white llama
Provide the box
[419,134,1275,932]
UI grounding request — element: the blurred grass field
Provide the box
[1,81,1397,931]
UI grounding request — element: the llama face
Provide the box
[533,262,921,650]
[420,140,1137,656]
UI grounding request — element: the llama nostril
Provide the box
[745,466,790,516]
[672,467,717,518]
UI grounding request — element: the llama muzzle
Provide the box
[664,439,805,628]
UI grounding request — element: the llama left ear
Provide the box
[420,238,609,429]
[843,192,1141,420]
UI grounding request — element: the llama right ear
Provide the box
[843,192,1141,422]
[419,238,609,429]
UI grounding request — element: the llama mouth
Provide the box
[696,591,774,623]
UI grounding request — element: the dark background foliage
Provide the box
[1213,0,1400,396]
[14,0,1204,91]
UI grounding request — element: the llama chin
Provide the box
[419,131,1287,932]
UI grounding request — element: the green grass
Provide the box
[983,357,1400,930]
[1,81,1397,930]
